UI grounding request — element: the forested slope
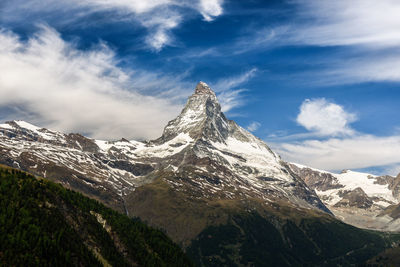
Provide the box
[0,165,192,266]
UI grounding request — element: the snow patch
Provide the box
[14,120,56,140]
[291,162,332,174]
[95,140,113,151]
[135,133,193,158]
[0,123,13,129]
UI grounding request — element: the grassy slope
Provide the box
[125,176,400,266]
[0,165,193,267]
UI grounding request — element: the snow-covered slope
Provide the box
[291,163,397,207]
[325,170,396,206]
[289,162,400,231]
[0,82,329,215]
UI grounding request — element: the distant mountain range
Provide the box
[289,163,400,232]
[1,82,400,265]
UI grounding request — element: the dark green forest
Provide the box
[0,165,193,266]
[187,210,400,266]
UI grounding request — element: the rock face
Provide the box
[334,187,373,209]
[289,163,400,231]
[376,173,400,231]
[390,173,400,198]
[288,163,343,191]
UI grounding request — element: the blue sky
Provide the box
[0,0,400,175]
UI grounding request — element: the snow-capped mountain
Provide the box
[0,82,328,215]
[3,82,400,265]
[289,163,400,231]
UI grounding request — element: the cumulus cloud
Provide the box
[296,98,357,137]
[1,0,224,51]
[0,26,191,140]
[247,121,261,132]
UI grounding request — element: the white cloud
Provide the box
[83,0,223,50]
[296,98,356,137]
[247,121,261,132]
[198,0,223,22]
[0,26,192,140]
[140,12,182,51]
[1,0,224,51]
[272,135,400,173]
[66,0,180,51]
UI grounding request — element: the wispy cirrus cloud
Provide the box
[212,68,257,112]
[247,121,261,132]
[0,25,194,140]
[322,53,400,84]
[291,0,400,48]
[283,0,400,84]
[0,0,224,51]
[211,0,400,85]
[214,68,257,91]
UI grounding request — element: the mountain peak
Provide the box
[194,81,215,96]
[156,82,226,143]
